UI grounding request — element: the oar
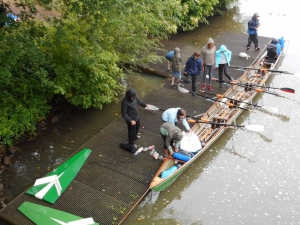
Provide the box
[178,86,252,111]
[187,119,264,132]
[147,104,204,119]
[229,66,295,75]
[212,78,295,94]
[198,90,279,113]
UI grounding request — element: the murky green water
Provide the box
[1,0,299,224]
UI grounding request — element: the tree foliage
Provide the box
[0,0,234,146]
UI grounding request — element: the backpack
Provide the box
[266,44,278,59]
[119,142,137,153]
[165,51,174,61]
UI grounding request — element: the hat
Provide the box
[173,131,183,141]
[253,13,260,17]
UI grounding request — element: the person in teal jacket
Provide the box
[215,45,233,87]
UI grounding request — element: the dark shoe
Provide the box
[171,84,177,87]
[219,83,223,88]
[177,83,184,87]
[192,92,195,96]
[255,46,260,50]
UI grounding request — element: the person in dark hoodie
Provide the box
[121,88,149,148]
[247,13,261,50]
[184,51,202,96]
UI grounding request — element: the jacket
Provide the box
[121,88,146,124]
[171,47,182,72]
[201,38,216,65]
[184,55,202,76]
[215,45,232,67]
[160,122,183,154]
[162,107,190,131]
[247,14,260,35]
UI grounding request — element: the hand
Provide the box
[188,130,193,133]
[131,120,136,125]
[145,104,150,109]
[184,72,187,74]
[174,148,179,152]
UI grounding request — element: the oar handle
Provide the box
[188,119,244,128]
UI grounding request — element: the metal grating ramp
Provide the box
[0,32,272,225]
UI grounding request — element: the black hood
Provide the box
[126,88,137,101]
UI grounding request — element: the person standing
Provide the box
[121,88,148,149]
[247,13,261,50]
[184,51,202,96]
[215,45,233,87]
[201,38,216,91]
[160,122,183,156]
[171,47,183,87]
[162,107,191,132]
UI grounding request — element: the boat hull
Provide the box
[150,47,283,191]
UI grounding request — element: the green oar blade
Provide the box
[19,201,99,225]
[26,148,91,204]
[244,125,264,132]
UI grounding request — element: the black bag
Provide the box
[119,142,137,153]
[266,44,277,59]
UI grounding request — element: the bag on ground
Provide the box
[119,142,137,153]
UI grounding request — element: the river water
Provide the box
[1,0,300,224]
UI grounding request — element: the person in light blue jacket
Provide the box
[162,107,191,132]
[215,45,233,87]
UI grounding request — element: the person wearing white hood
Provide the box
[215,45,234,87]
[200,38,216,91]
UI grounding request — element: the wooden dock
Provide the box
[0,32,271,225]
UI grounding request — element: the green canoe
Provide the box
[26,148,91,204]
[19,201,99,225]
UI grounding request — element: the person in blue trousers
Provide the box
[215,45,234,87]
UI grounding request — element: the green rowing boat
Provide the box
[18,201,99,225]
[26,148,91,204]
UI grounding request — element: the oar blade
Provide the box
[147,104,160,110]
[279,88,295,93]
[178,86,190,93]
[261,105,279,114]
[244,125,264,132]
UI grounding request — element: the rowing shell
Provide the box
[150,42,283,191]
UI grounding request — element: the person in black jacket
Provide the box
[121,88,148,148]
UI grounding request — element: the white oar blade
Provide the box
[261,105,279,114]
[147,104,159,110]
[244,125,264,132]
[292,73,300,77]
[178,86,190,93]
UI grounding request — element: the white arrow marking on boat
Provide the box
[34,172,64,199]
[50,217,95,225]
